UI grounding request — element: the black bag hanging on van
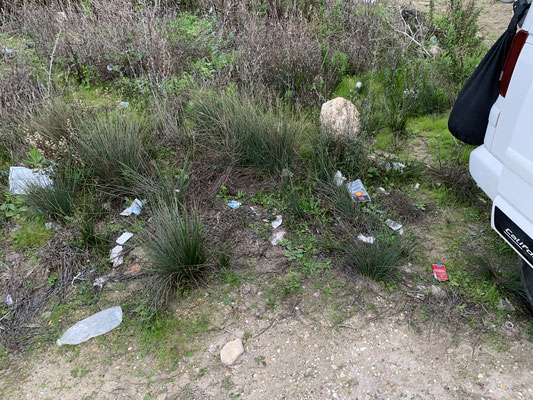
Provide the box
[448,0,530,146]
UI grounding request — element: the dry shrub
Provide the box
[19,0,213,85]
[428,162,480,203]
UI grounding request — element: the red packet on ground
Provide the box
[432,264,448,282]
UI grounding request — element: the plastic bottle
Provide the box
[56,306,122,346]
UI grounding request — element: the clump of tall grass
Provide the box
[341,232,408,281]
[73,112,153,191]
[25,168,80,221]
[185,91,304,175]
[144,203,207,305]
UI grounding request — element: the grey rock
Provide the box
[220,339,244,365]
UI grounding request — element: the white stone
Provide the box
[320,97,360,141]
[220,339,244,365]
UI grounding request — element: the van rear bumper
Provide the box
[469,145,503,200]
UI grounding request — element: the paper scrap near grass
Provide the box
[357,234,375,244]
[56,306,123,346]
[8,166,53,195]
[271,229,286,246]
[432,264,449,282]
[346,179,371,203]
[272,215,283,229]
[227,200,241,209]
[334,170,347,186]
[120,198,143,216]
[116,232,133,245]
[6,294,13,306]
[385,219,404,235]
[110,245,124,267]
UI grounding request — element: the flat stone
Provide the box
[220,339,244,366]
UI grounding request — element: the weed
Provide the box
[0,192,28,221]
[10,218,51,249]
[25,168,80,221]
[341,231,408,281]
[144,203,207,307]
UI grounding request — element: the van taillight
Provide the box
[499,30,529,98]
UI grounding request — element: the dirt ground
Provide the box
[2,2,533,400]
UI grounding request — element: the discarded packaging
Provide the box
[346,179,371,202]
[414,183,420,190]
[272,215,283,229]
[120,198,143,216]
[0,48,14,55]
[56,306,123,346]
[107,65,113,71]
[227,200,241,209]
[271,229,286,246]
[504,321,514,330]
[355,81,363,89]
[110,245,124,267]
[6,294,13,306]
[334,170,347,187]
[119,101,129,108]
[116,232,133,245]
[377,187,389,195]
[8,166,53,195]
[385,219,404,235]
[357,234,375,244]
[93,276,109,289]
[432,264,448,282]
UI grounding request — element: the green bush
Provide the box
[341,232,408,281]
[144,203,207,305]
[25,168,80,221]
[10,219,51,249]
[186,91,304,174]
[73,112,153,191]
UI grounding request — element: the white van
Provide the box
[469,6,533,305]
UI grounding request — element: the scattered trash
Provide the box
[250,206,260,217]
[504,321,514,330]
[346,179,371,202]
[115,232,133,245]
[413,183,420,190]
[6,294,13,306]
[120,198,143,216]
[385,219,404,235]
[8,166,53,195]
[334,170,347,187]
[110,245,124,267]
[45,222,53,230]
[429,35,439,46]
[281,168,294,178]
[272,215,283,229]
[93,276,110,289]
[56,306,123,346]
[106,65,113,71]
[377,187,389,195]
[271,229,286,246]
[392,162,406,171]
[432,264,449,282]
[355,81,363,89]
[227,200,241,209]
[357,234,375,244]
[119,101,129,108]
[0,48,14,55]
[415,293,425,300]
[497,298,515,311]
[124,263,142,276]
[26,41,35,48]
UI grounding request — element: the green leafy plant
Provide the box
[24,147,47,168]
[0,193,28,221]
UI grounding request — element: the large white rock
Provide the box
[320,97,360,141]
[220,339,244,365]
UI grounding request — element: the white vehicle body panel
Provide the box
[469,12,533,268]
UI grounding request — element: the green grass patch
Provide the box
[10,218,51,249]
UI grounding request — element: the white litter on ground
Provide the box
[271,230,286,246]
[385,219,404,235]
[334,170,347,186]
[110,245,124,267]
[357,234,376,244]
[120,199,143,216]
[8,166,53,195]
[272,215,283,229]
[116,232,133,245]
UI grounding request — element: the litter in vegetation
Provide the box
[56,306,123,346]
[272,215,283,229]
[355,81,363,89]
[115,232,133,245]
[119,101,129,108]
[93,276,110,289]
[334,170,347,187]
[432,264,449,282]
[281,168,294,178]
[227,200,241,209]
[357,234,376,244]
[504,321,514,330]
[110,245,124,267]
[377,187,389,195]
[0,48,14,55]
[346,179,371,202]
[414,183,420,190]
[271,229,286,246]
[120,198,143,216]
[385,219,404,235]
[8,166,53,195]
[6,294,13,306]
